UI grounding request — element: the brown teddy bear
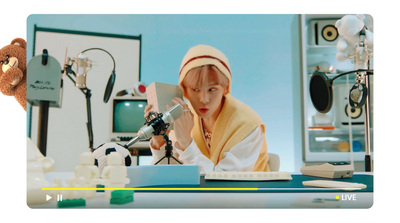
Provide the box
[0,38,27,110]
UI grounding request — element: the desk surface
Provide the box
[33,173,373,208]
[137,174,373,193]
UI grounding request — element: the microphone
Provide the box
[124,103,183,148]
[75,54,90,88]
[349,28,369,108]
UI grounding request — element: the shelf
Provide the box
[306,45,338,54]
[308,128,366,136]
[308,128,372,154]
[301,14,373,164]
[305,151,372,162]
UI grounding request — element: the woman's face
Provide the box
[185,70,227,120]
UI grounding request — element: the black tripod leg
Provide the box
[171,156,183,164]
[154,156,182,165]
[153,135,183,165]
[154,156,166,165]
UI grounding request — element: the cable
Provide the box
[330,69,373,83]
[80,47,116,71]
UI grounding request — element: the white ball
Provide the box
[92,142,132,174]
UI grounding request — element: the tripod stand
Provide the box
[154,134,182,165]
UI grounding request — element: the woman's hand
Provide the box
[169,97,194,150]
[144,104,167,150]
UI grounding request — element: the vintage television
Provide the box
[109,96,148,143]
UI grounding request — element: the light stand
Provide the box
[27,49,63,156]
[38,50,51,156]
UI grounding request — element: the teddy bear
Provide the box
[0,38,27,110]
[335,14,373,62]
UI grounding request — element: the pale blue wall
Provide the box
[27,14,303,172]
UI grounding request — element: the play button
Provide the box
[46,194,52,201]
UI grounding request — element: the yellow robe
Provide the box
[191,95,270,171]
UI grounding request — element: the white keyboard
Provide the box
[302,180,367,190]
[205,171,292,181]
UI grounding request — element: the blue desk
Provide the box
[136,174,373,193]
[35,172,373,208]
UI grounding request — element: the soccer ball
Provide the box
[92,142,132,174]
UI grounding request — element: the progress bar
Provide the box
[42,188,259,191]
[42,187,363,191]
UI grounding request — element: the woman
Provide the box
[147,45,269,173]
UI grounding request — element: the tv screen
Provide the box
[113,97,148,133]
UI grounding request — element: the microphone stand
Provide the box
[143,111,182,165]
[123,107,183,165]
[62,47,116,152]
[354,28,373,172]
[154,134,182,165]
[363,70,372,172]
[63,64,94,151]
